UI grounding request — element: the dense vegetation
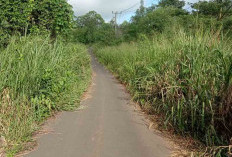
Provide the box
[73,11,119,45]
[93,0,232,156]
[0,0,74,46]
[1,0,232,156]
[73,0,232,46]
[0,0,91,156]
[96,30,232,155]
[1,37,91,155]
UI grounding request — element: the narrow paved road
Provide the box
[25,52,170,157]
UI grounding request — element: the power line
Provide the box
[115,1,140,22]
[112,11,122,35]
[112,1,141,36]
[121,2,140,13]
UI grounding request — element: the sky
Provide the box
[68,0,200,24]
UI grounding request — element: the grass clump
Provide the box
[0,36,91,156]
[95,30,232,154]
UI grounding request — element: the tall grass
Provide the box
[95,30,232,152]
[0,36,91,155]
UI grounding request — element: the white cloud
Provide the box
[67,0,202,22]
[68,0,140,22]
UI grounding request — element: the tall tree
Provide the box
[158,0,185,9]
[192,0,232,20]
[0,0,34,34]
[75,11,104,44]
[32,0,74,37]
[0,0,73,37]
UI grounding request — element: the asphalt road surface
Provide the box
[25,52,171,157]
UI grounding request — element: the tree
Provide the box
[158,0,185,9]
[77,11,104,28]
[75,11,104,44]
[0,0,34,35]
[146,5,156,13]
[32,0,74,37]
[120,21,137,41]
[96,23,117,45]
[192,0,232,20]
[0,0,73,37]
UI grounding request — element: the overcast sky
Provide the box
[68,0,200,23]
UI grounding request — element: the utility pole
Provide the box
[140,0,144,8]
[112,11,122,36]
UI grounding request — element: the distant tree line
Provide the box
[1,0,231,46]
[121,0,232,41]
[72,11,119,45]
[73,0,232,45]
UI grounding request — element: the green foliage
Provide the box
[123,7,188,40]
[120,0,232,42]
[73,11,119,45]
[0,0,73,46]
[0,0,33,34]
[192,0,232,19]
[95,30,232,154]
[158,0,185,9]
[223,15,232,31]
[142,7,187,33]
[75,11,104,44]
[77,11,104,27]
[95,23,119,45]
[120,21,137,41]
[0,36,91,155]
[31,0,74,37]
